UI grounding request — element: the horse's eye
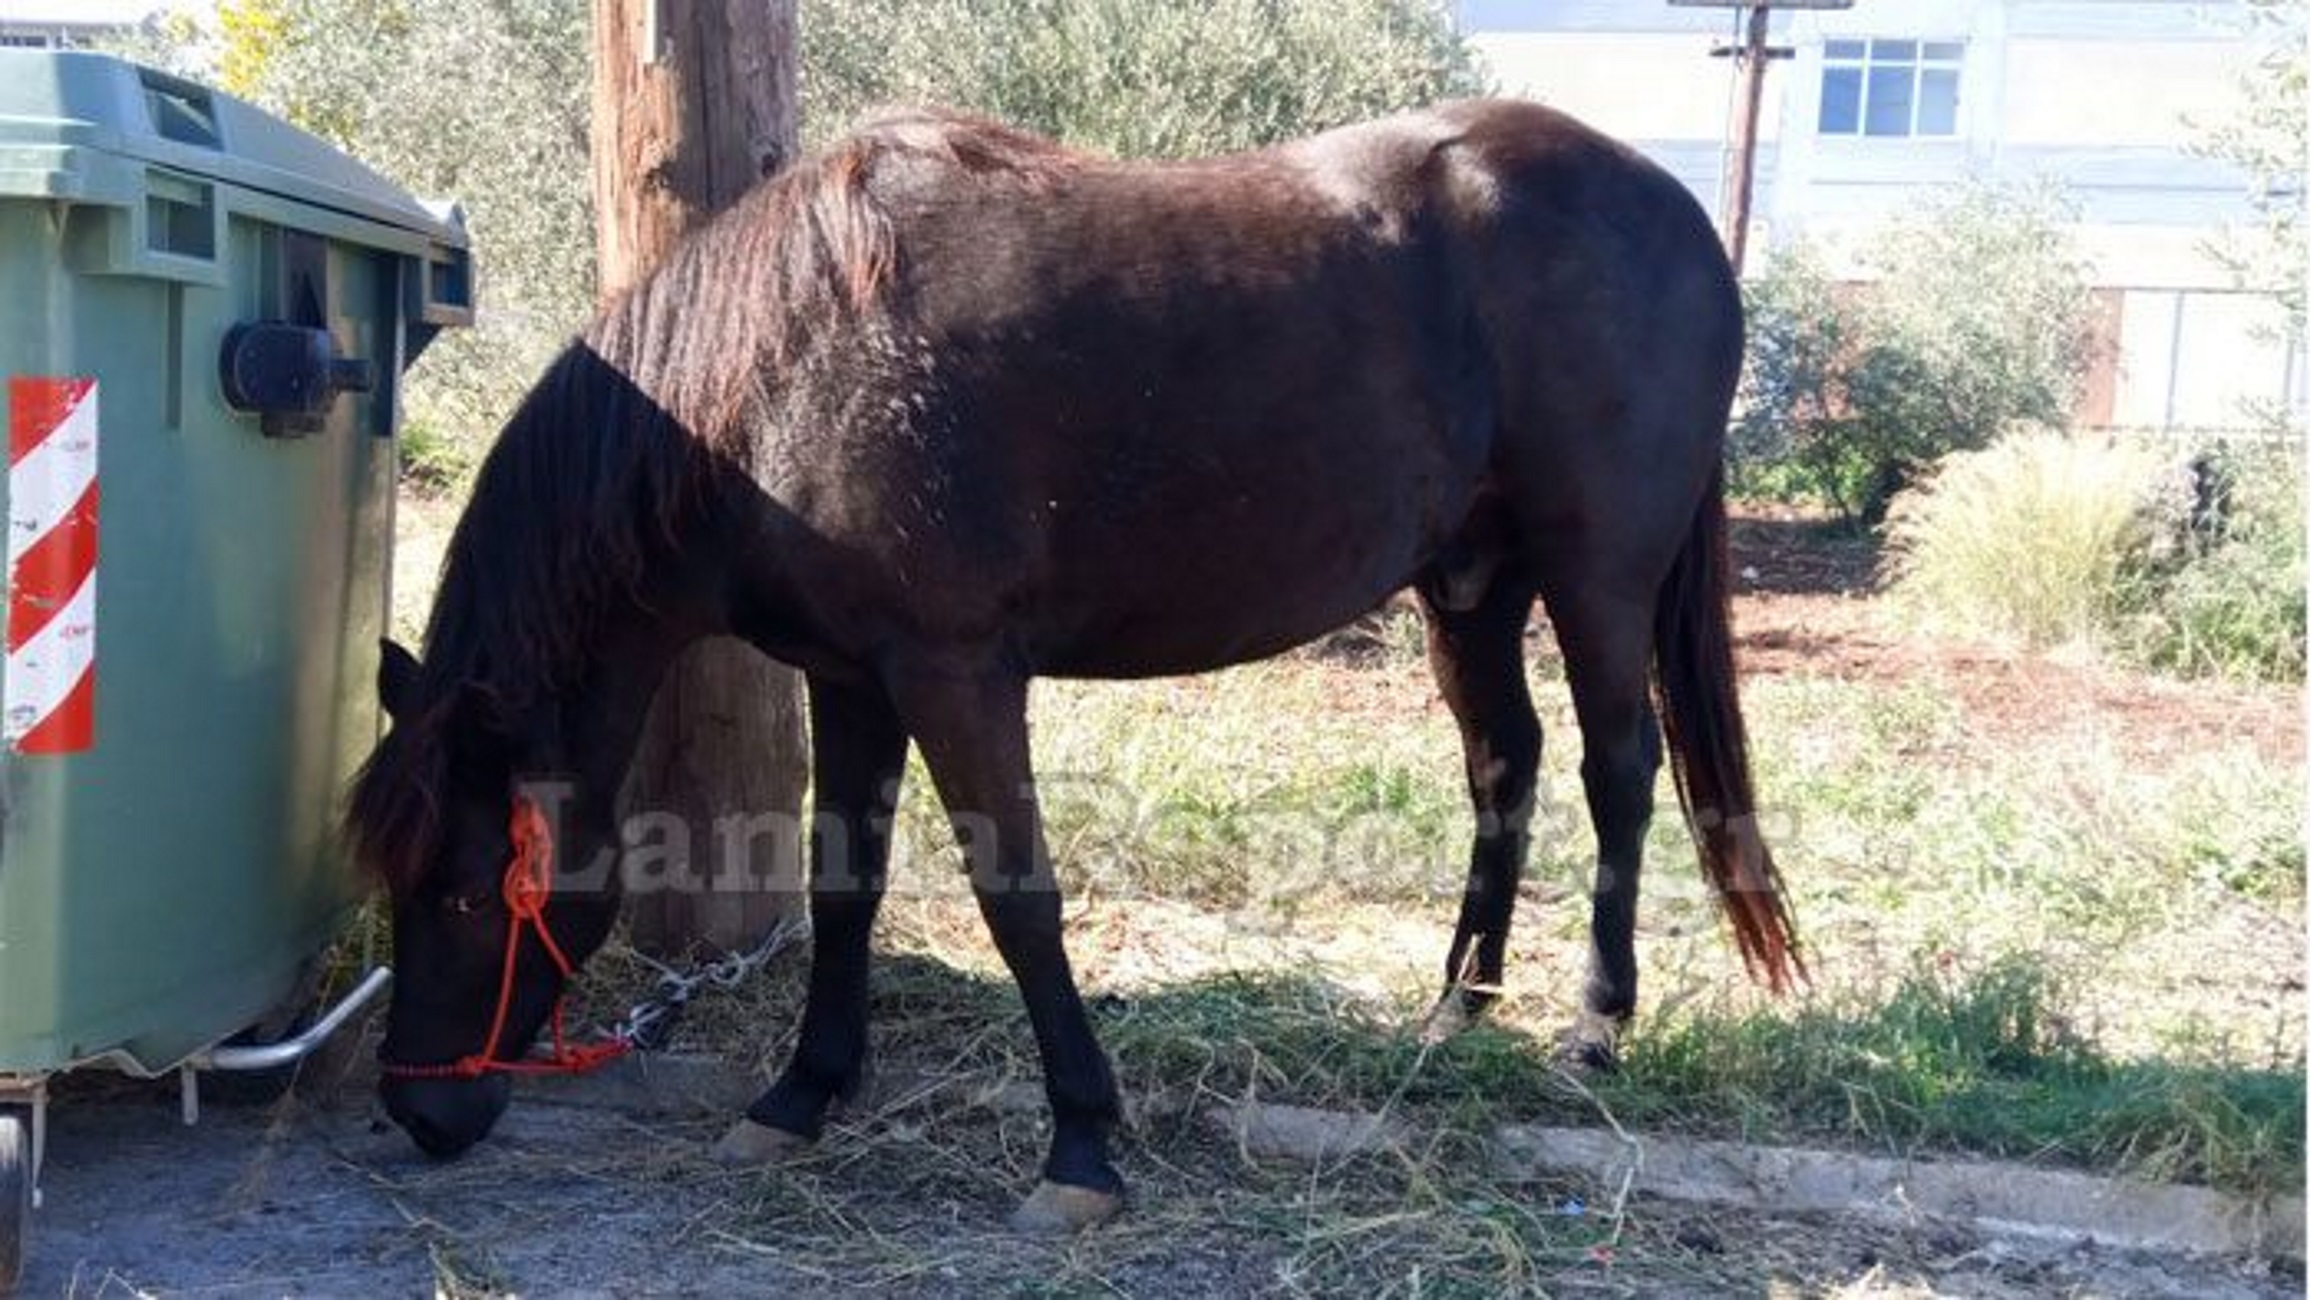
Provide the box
[440,890,491,917]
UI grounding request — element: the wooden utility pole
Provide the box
[593,0,808,956]
[1682,0,1849,272]
[1718,3,1777,275]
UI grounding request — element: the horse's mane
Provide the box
[346,108,1080,894]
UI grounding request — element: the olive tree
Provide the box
[1736,184,2102,524]
[801,0,1488,157]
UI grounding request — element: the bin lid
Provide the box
[0,50,466,248]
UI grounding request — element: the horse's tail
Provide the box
[1652,468,1804,991]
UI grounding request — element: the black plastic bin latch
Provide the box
[219,322,376,438]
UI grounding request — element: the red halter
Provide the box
[380,795,630,1080]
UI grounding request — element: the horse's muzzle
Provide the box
[380,1072,512,1159]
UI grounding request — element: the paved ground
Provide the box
[21,1078,801,1296]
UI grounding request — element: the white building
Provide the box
[1460,0,2302,433]
[0,0,154,48]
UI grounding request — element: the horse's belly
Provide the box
[1034,587,1395,678]
[1026,477,1448,678]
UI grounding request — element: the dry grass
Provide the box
[541,879,2302,1295]
[1887,429,2168,650]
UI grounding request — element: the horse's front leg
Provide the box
[890,653,1124,1232]
[716,675,906,1163]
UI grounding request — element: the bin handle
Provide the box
[196,967,392,1072]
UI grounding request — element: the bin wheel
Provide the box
[1,1104,29,1293]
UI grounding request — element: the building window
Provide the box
[1819,39,1962,137]
[0,34,57,49]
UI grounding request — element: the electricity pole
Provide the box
[1678,0,1852,273]
[1715,4,1785,274]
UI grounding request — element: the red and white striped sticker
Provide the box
[6,377,98,754]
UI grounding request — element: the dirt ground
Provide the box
[1316,507,2303,768]
[1725,511,2302,768]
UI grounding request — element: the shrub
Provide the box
[1736,185,2103,524]
[1888,427,2306,681]
[396,416,477,496]
[1730,244,1860,505]
[1888,428,2164,649]
[2122,441,2306,681]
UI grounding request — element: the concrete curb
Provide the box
[1492,1123,2306,1263]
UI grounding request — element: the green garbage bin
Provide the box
[0,50,471,1286]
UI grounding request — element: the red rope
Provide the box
[381,795,630,1081]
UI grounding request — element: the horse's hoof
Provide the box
[1417,995,1473,1046]
[1556,1009,1626,1073]
[711,1118,812,1166]
[1558,1035,1619,1072]
[1009,1179,1123,1233]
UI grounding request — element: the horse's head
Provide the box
[360,640,624,1158]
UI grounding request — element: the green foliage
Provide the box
[1865,186,2103,459]
[1736,186,2102,523]
[1728,245,1867,508]
[800,0,1489,158]
[214,0,291,100]
[2123,441,2308,682]
[396,415,478,495]
[1010,955,2305,1196]
[125,0,1482,487]
[1608,955,2305,1196]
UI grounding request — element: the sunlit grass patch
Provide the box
[740,645,2303,1199]
[577,872,2303,1202]
[1599,955,2305,1197]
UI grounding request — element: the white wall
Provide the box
[2000,39,2241,146]
[2113,290,2297,429]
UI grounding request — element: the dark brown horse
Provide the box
[348,99,1799,1231]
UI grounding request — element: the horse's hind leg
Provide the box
[1540,577,1665,1068]
[884,652,1123,1232]
[718,675,906,1163]
[1417,570,1543,1038]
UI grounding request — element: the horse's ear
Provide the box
[378,638,422,721]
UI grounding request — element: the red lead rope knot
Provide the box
[502,796,555,920]
[380,792,631,1081]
